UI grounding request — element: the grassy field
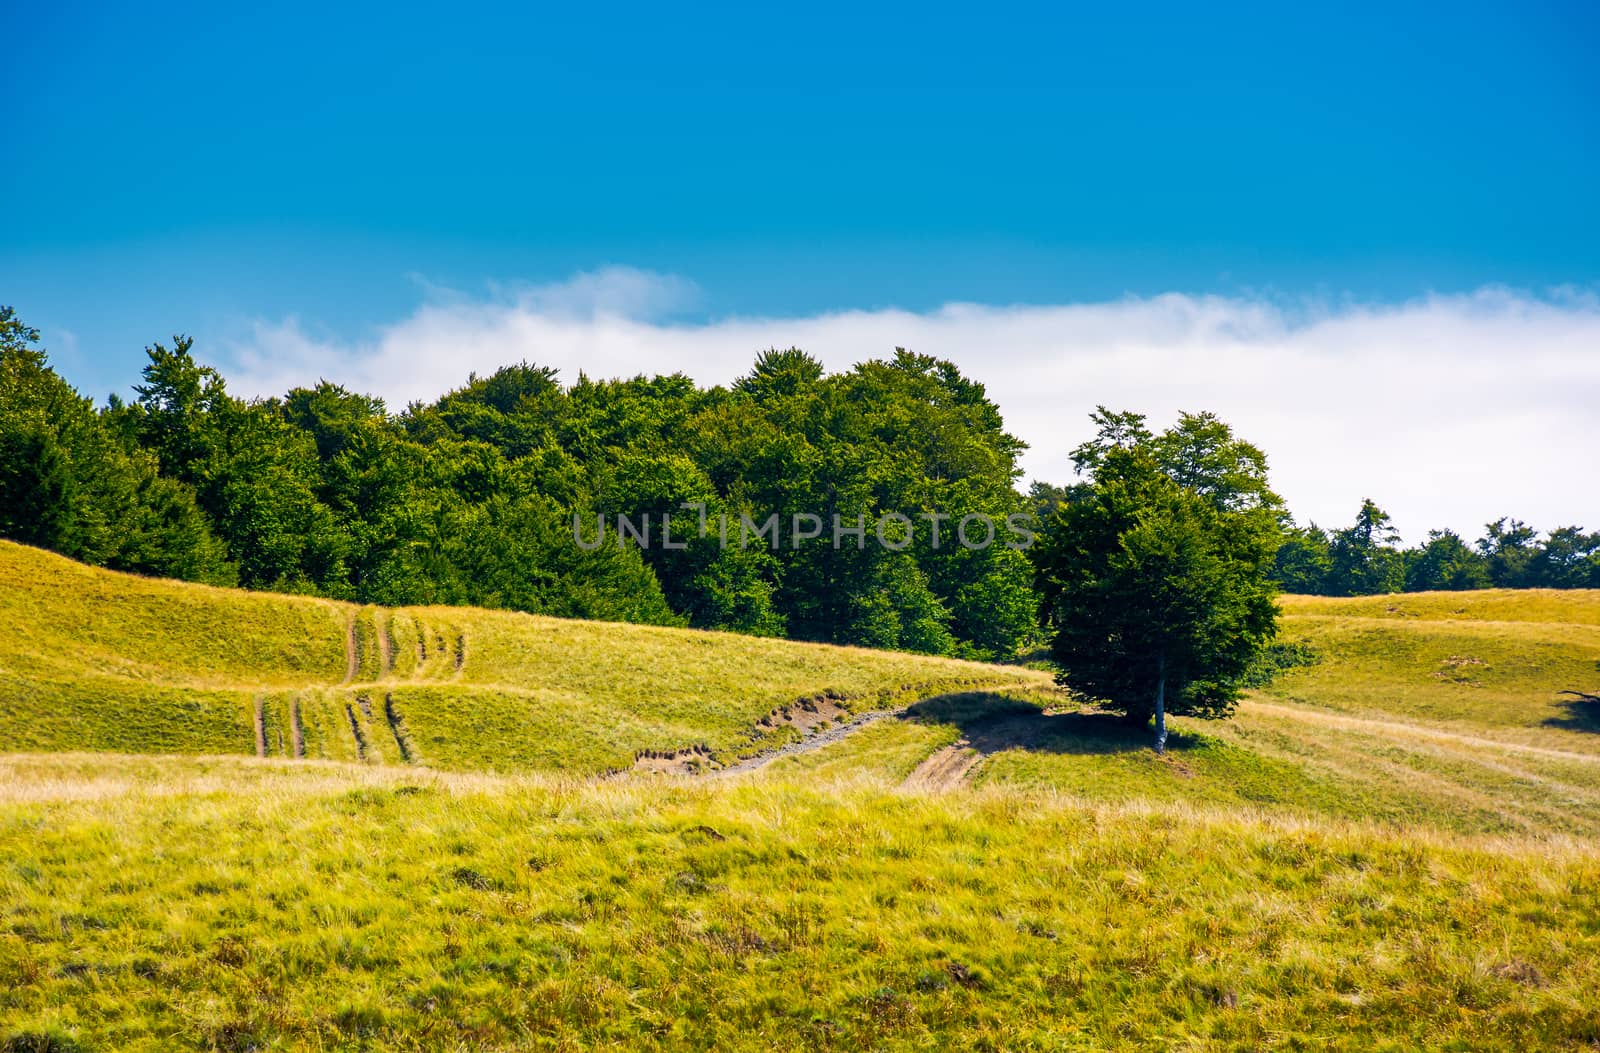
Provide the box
[3,543,1600,1049]
[0,540,1042,774]
[782,591,1600,839]
[3,754,1598,1052]
[1263,590,1600,731]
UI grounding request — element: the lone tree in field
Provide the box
[1031,409,1281,751]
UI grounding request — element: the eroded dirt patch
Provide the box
[757,695,850,734]
[634,744,715,775]
[632,694,859,775]
[1434,654,1489,686]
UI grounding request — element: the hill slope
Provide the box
[0,541,1044,773]
[4,550,1600,1048]
[765,589,1600,838]
[4,753,1599,1052]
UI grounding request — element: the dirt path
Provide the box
[713,708,904,776]
[901,713,1054,791]
[715,705,1058,789]
[1243,700,1600,765]
[644,683,1056,781]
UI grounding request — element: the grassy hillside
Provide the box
[0,541,1043,774]
[4,550,1600,1048]
[3,754,1598,1052]
[1264,590,1600,732]
[769,590,1600,839]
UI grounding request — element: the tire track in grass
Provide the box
[375,609,393,678]
[901,713,1051,792]
[1243,700,1600,764]
[341,610,359,685]
[252,695,267,758]
[384,692,417,764]
[1239,714,1544,834]
[1245,707,1600,810]
[902,743,980,791]
[345,701,369,762]
[290,695,305,758]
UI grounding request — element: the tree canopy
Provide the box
[0,311,1038,660]
[1274,503,1600,595]
[3,307,1594,670]
[1032,412,1282,748]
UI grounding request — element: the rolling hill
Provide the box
[3,541,1599,1050]
[0,540,1045,774]
[775,588,1600,837]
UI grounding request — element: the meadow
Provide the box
[4,755,1599,1052]
[3,542,1600,1050]
[0,541,1037,774]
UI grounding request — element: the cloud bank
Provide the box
[230,269,1600,543]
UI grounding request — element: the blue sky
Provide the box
[6,1,1596,387]
[4,2,1599,536]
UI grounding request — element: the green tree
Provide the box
[1071,406,1283,517]
[132,341,352,592]
[1404,529,1489,591]
[1272,522,1332,593]
[0,310,233,582]
[1477,518,1539,588]
[1032,440,1279,752]
[1027,479,1074,521]
[0,427,76,551]
[1326,499,1404,595]
[1525,526,1600,589]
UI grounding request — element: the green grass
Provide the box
[766,591,1600,840]
[1284,589,1600,626]
[6,549,1600,1048]
[2,754,1598,1052]
[764,717,963,782]
[1265,590,1600,735]
[0,541,1043,774]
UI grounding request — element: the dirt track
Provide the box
[901,713,1057,791]
[715,708,903,776]
[710,701,1062,791]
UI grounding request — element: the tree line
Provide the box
[1029,447,1599,598]
[3,305,1596,668]
[1271,499,1600,594]
[0,308,1034,660]
[8,304,1595,745]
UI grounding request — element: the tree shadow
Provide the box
[901,691,1200,756]
[1544,691,1600,733]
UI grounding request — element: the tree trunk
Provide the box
[1153,653,1167,755]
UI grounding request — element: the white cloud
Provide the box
[228,270,1600,544]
